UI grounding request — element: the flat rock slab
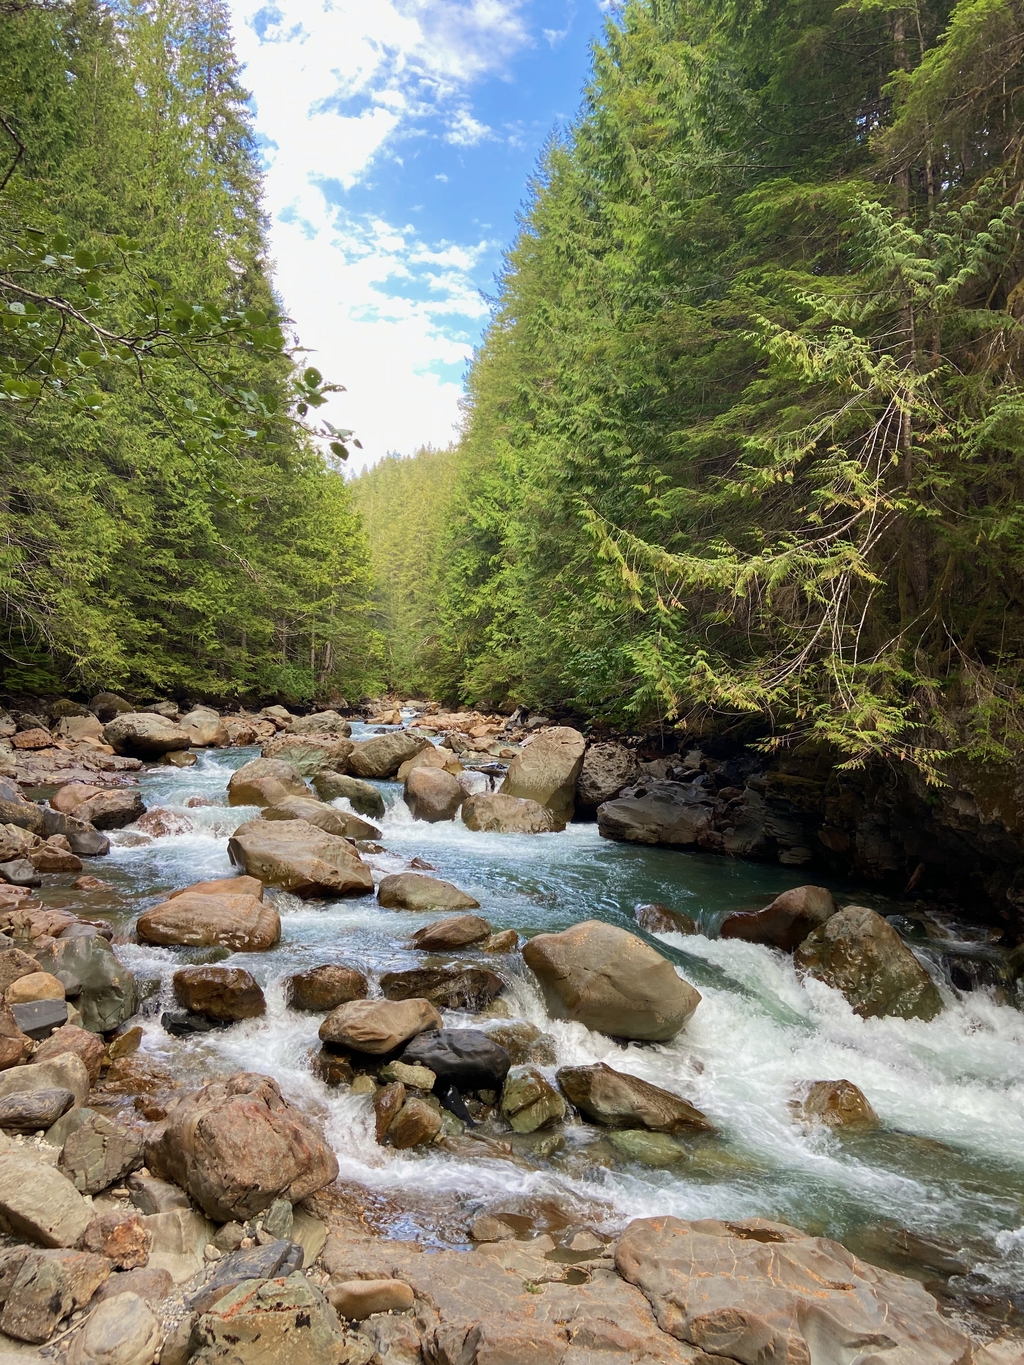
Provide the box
[136,892,281,951]
[378,872,480,911]
[263,796,380,840]
[0,1153,92,1246]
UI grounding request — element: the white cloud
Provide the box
[227,0,533,467]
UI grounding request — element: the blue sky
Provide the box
[225,0,614,469]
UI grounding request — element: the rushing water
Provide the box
[41,723,1024,1308]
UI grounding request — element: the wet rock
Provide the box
[180,706,228,748]
[103,712,190,757]
[400,1029,511,1093]
[136,891,281,951]
[615,1215,974,1365]
[67,1290,163,1365]
[556,1062,712,1132]
[262,732,353,776]
[287,964,368,1011]
[81,1211,152,1268]
[35,1024,105,1081]
[161,749,197,768]
[28,836,84,872]
[411,914,492,951]
[169,874,265,900]
[263,795,380,840]
[310,1046,354,1087]
[133,808,195,838]
[381,965,504,1011]
[0,1086,74,1132]
[483,929,519,953]
[0,1051,89,1106]
[0,1002,31,1069]
[36,935,138,1033]
[162,1010,227,1037]
[328,1278,414,1320]
[348,730,431,778]
[10,996,68,1037]
[0,857,40,886]
[0,1248,110,1344]
[791,1079,880,1130]
[146,1072,339,1221]
[721,885,837,952]
[483,1021,556,1066]
[634,903,698,935]
[52,784,146,830]
[127,1172,192,1216]
[190,1272,344,1365]
[388,1096,443,1148]
[500,1066,566,1133]
[500,726,585,823]
[173,965,266,1021]
[381,1059,436,1089]
[523,920,701,1042]
[377,872,479,911]
[462,792,563,834]
[291,710,351,735]
[0,1152,92,1245]
[319,997,442,1054]
[577,742,642,811]
[57,1108,145,1193]
[597,781,718,848]
[227,757,311,807]
[607,1130,687,1167]
[5,968,63,1004]
[795,905,944,1020]
[405,766,463,823]
[312,770,386,817]
[42,807,111,856]
[372,1079,406,1143]
[228,818,374,897]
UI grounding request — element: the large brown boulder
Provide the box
[405,766,463,822]
[347,731,430,779]
[380,965,503,1011]
[377,872,479,911]
[262,795,380,840]
[227,818,374,897]
[522,920,701,1042]
[721,885,837,952]
[261,732,353,775]
[136,893,281,951]
[173,966,266,1021]
[576,742,642,811]
[556,1062,711,1132]
[500,727,585,822]
[51,783,145,830]
[411,914,492,950]
[318,998,441,1054]
[794,905,943,1021]
[311,771,385,818]
[286,965,367,1012]
[615,1216,973,1365]
[179,707,228,748]
[462,793,563,834]
[102,713,190,757]
[289,710,351,735]
[146,1072,339,1222]
[226,758,310,807]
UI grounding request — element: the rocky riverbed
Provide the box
[0,694,1021,1364]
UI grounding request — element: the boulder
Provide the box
[139,1206,215,1284]
[377,872,480,911]
[36,936,137,1033]
[127,1172,193,1216]
[228,818,374,897]
[721,885,837,952]
[169,874,264,900]
[500,726,585,823]
[388,1096,442,1149]
[312,770,385,817]
[66,1290,163,1365]
[462,792,563,834]
[556,1062,712,1132]
[290,710,351,735]
[5,969,65,1004]
[260,705,292,727]
[576,742,642,811]
[80,1210,152,1268]
[400,1029,511,1094]
[0,1052,89,1106]
[132,808,195,838]
[319,997,442,1055]
[597,781,718,848]
[0,1000,31,1068]
[501,1066,566,1133]
[0,1153,92,1245]
[0,856,40,886]
[95,1265,173,1305]
[180,706,228,748]
[0,944,42,994]
[328,1278,414,1321]
[102,712,190,757]
[10,997,67,1037]
[794,905,944,1021]
[410,914,492,951]
[57,1108,145,1193]
[262,795,380,840]
[173,966,266,1021]
[0,781,47,835]
[0,1248,110,1344]
[136,892,281,952]
[348,730,431,778]
[146,1072,339,1222]
[28,836,83,872]
[34,1024,106,1081]
[0,1086,75,1132]
[261,732,353,775]
[634,903,698,935]
[191,1273,345,1365]
[227,757,311,807]
[373,1081,406,1142]
[41,807,111,856]
[51,783,145,830]
[190,1238,303,1312]
[397,745,462,782]
[55,713,105,742]
[380,965,503,1011]
[792,1079,880,1130]
[615,1215,974,1365]
[405,766,463,822]
[523,920,701,1042]
[11,726,55,750]
[483,1020,556,1067]
[287,964,368,1011]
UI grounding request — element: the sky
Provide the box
[225,0,615,471]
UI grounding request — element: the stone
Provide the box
[0,999,32,1067]
[597,782,718,848]
[161,750,197,768]
[169,875,264,900]
[410,914,492,951]
[0,1086,74,1132]
[137,892,281,951]
[500,727,585,823]
[189,1239,303,1313]
[28,837,84,872]
[133,808,195,838]
[483,929,519,953]
[721,885,838,952]
[795,905,944,1020]
[81,1211,152,1268]
[35,1024,106,1081]
[89,692,133,723]
[290,710,351,735]
[576,742,642,811]
[95,1266,173,1305]
[127,1172,192,1216]
[227,757,311,807]
[5,969,64,1003]
[329,1278,414,1320]
[227,818,374,897]
[607,1130,687,1167]
[0,1051,89,1106]
[400,1029,511,1093]
[462,792,563,834]
[35,936,138,1033]
[260,705,293,727]
[139,1207,215,1284]
[190,1272,344,1365]
[397,746,462,782]
[52,784,146,830]
[42,808,111,856]
[483,1021,556,1067]
[11,726,54,750]
[261,1196,293,1241]
[162,1010,228,1037]
[0,858,39,887]
[0,1152,92,1245]
[373,1081,406,1142]
[173,966,266,1021]
[180,707,229,748]
[0,791,46,837]
[103,712,190,757]
[58,1108,145,1193]
[0,1248,110,1344]
[556,1062,712,1132]
[263,795,380,840]
[310,1047,354,1087]
[405,766,463,822]
[107,1025,143,1059]
[380,965,504,1011]
[146,1072,339,1221]
[381,1060,436,1090]
[348,730,431,778]
[522,920,701,1042]
[388,1096,443,1148]
[319,998,442,1055]
[262,732,353,776]
[615,1215,974,1365]
[67,1291,163,1365]
[377,872,480,912]
[634,903,698,935]
[291,1209,328,1267]
[312,770,386,817]
[500,1066,566,1133]
[10,997,68,1038]
[287,964,368,1012]
[792,1079,880,1130]
[0,945,43,994]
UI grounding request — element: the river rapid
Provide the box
[38,722,1024,1317]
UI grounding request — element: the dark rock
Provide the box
[310,1046,354,1087]
[36,935,137,1033]
[577,742,642,811]
[189,1239,303,1314]
[400,1029,511,1093]
[0,858,40,887]
[556,1062,712,1132]
[287,964,368,1011]
[173,965,266,1021]
[380,965,503,1010]
[0,1086,75,1132]
[721,885,837,952]
[634,903,698,935]
[373,1081,406,1143]
[311,770,385,817]
[597,781,718,848]
[483,1021,556,1066]
[162,1010,228,1037]
[11,998,68,1039]
[90,692,133,723]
